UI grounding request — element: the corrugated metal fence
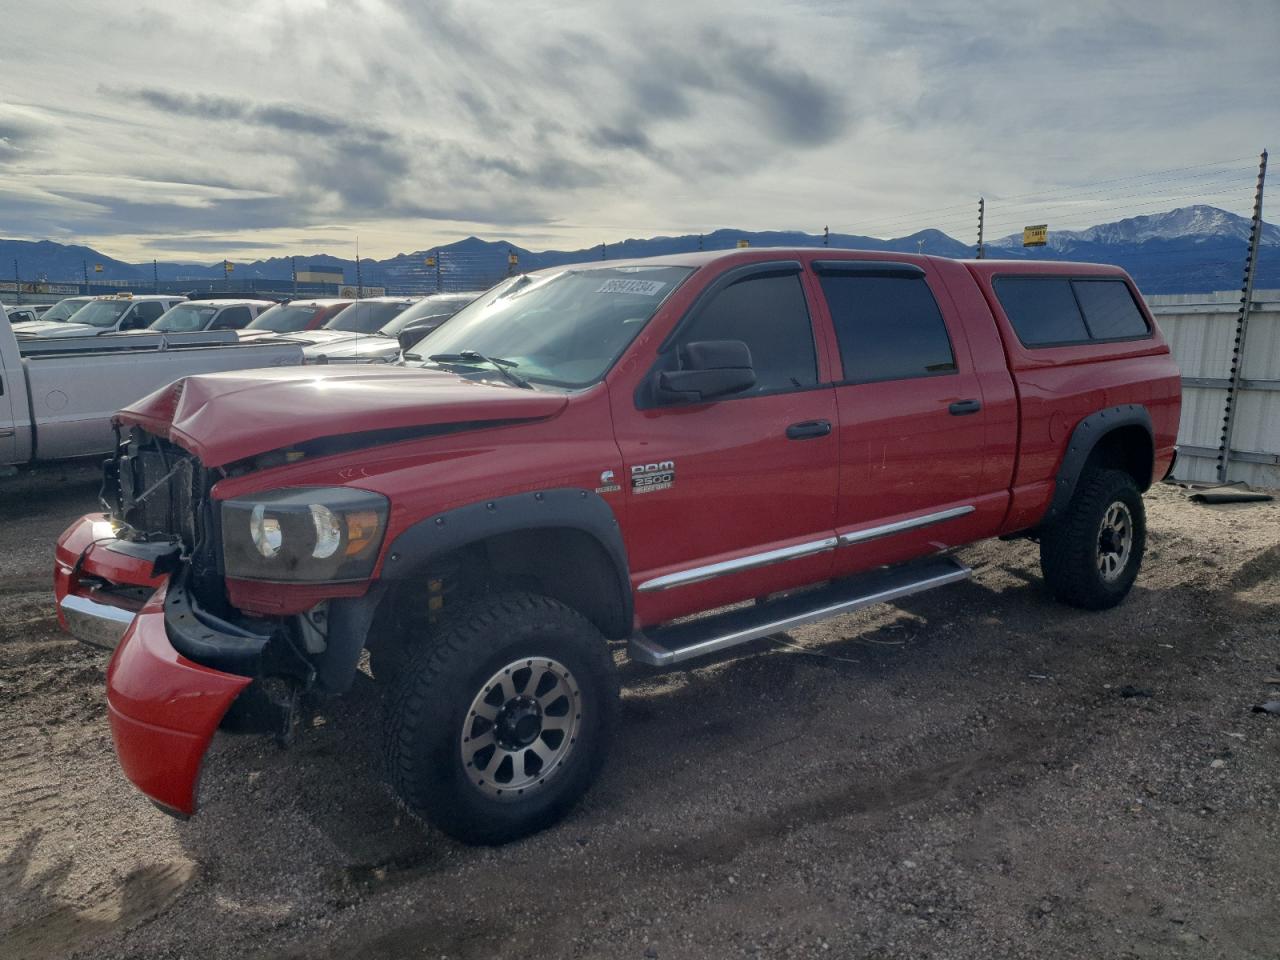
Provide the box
[1149,288,1280,487]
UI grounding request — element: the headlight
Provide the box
[221,487,390,582]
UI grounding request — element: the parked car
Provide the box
[303,292,481,364]
[26,296,93,325]
[16,294,186,338]
[149,299,275,333]
[4,305,40,325]
[0,305,304,467]
[243,298,354,335]
[53,250,1180,844]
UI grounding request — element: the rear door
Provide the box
[612,262,839,625]
[814,260,1005,577]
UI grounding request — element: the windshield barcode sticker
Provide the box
[597,279,667,296]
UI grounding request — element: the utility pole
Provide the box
[223,259,231,286]
[976,197,986,259]
[823,225,829,247]
[291,256,298,298]
[1217,149,1268,482]
[355,237,363,298]
[601,242,607,260]
[435,249,442,293]
[698,234,703,251]
[13,259,19,304]
[153,259,159,293]
[82,259,88,288]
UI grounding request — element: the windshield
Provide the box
[326,301,414,334]
[409,265,694,387]
[151,304,219,332]
[39,298,92,323]
[64,299,131,328]
[248,303,321,332]
[380,300,471,335]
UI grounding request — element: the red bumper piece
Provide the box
[106,584,251,815]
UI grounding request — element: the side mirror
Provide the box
[655,340,755,404]
[398,322,440,353]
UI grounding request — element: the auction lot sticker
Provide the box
[597,278,667,295]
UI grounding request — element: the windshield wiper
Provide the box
[425,350,533,389]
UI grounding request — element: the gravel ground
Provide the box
[1,464,1278,960]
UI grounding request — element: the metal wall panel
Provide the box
[1147,289,1280,488]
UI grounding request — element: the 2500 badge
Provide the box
[631,460,675,494]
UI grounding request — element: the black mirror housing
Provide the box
[654,339,756,404]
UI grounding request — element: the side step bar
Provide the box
[628,555,971,667]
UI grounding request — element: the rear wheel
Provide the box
[385,592,618,844]
[1040,468,1146,610]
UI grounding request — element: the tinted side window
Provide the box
[213,307,252,330]
[995,278,1089,346]
[679,273,816,395]
[131,302,166,326]
[819,274,956,383]
[1072,280,1149,339]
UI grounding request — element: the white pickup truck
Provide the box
[0,305,305,468]
[15,293,186,339]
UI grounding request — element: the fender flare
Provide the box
[1042,403,1153,525]
[320,488,630,693]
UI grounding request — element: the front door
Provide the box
[612,264,839,626]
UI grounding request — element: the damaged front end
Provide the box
[57,426,370,816]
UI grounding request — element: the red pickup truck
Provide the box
[54,249,1180,844]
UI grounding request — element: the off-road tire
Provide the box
[1040,468,1146,610]
[385,591,618,845]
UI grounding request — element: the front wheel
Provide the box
[1039,468,1146,610]
[385,592,618,845]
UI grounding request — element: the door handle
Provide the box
[948,399,982,416]
[786,419,832,440]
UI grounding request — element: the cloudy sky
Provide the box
[1,0,1277,262]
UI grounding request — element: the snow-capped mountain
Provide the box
[991,205,1279,252]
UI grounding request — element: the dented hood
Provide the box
[115,365,568,467]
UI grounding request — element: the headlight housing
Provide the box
[221,487,390,582]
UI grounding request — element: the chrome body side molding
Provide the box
[636,505,975,593]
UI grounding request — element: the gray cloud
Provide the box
[709,31,848,146]
[119,88,370,139]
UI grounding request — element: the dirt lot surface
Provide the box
[1,464,1278,960]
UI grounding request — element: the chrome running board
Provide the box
[628,555,971,667]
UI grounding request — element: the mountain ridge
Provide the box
[3,205,1275,295]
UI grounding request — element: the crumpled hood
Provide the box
[13,320,101,338]
[115,365,568,467]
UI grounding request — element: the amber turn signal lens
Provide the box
[345,510,382,556]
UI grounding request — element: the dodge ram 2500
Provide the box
[53,249,1180,844]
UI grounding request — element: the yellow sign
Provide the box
[508,253,518,265]
[94,263,103,273]
[425,256,436,267]
[736,239,750,248]
[225,261,234,272]
[1023,225,1048,247]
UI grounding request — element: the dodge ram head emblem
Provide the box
[630,460,675,494]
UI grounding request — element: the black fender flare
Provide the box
[320,488,630,693]
[1042,403,1153,525]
